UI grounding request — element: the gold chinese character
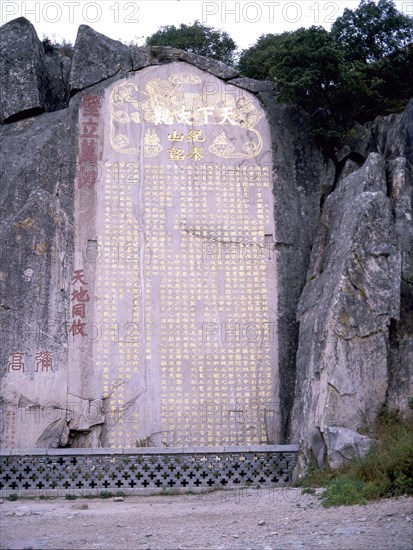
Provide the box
[167,130,184,141]
[187,130,205,142]
[187,147,203,161]
[168,147,185,161]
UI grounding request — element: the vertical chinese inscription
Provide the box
[69,93,103,420]
[70,269,90,338]
[76,95,102,189]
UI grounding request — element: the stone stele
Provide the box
[71,63,278,448]
[1,61,283,449]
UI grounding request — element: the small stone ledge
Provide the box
[4,445,300,456]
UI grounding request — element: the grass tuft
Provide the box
[322,477,366,507]
[297,407,413,507]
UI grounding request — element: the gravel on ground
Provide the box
[1,488,412,550]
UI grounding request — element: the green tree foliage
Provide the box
[331,0,413,62]
[42,36,74,58]
[360,44,413,120]
[145,20,237,66]
[239,27,343,113]
[237,0,413,154]
[238,26,370,151]
[237,33,282,81]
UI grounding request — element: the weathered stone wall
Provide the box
[0,18,411,468]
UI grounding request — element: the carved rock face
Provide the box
[68,63,280,448]
[1,18,411,463]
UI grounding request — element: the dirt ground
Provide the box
[0,488,412,550]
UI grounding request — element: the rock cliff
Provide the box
[0,18,411,468]
[290,100,413,469]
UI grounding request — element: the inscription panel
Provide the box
[72,62,278,448]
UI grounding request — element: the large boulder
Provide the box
[69,25,132,94]
[324,426,373,469]
[291,100,413,470]
[0,18,324,448]
[0,18,47,123]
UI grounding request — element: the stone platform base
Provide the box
[0,446,299,497]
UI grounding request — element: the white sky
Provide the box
[1,0,412,51]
